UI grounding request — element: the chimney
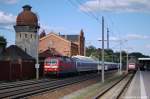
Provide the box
[40,30,46,38]
[22,5,32,11]
[65,35,67,39]
[58,32,61,36]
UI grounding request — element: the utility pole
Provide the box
[107,28,109,49]
[84,41,86,56]
[102,16,105,82]
[119,41,122,74]
[126,50,129,73]
[35,29,40,80]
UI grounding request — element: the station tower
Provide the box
[14,5,40,58]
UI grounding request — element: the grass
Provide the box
[62,73,125,99]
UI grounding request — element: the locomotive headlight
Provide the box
[52,66,58,68]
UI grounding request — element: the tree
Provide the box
[0,36,7,48]
[104,49,114,62]
[129,52,146,59]
[85,45,96,57]
[85,45,150,63]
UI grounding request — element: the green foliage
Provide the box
[0,36,7,48]
[86,45,97,57]
[129,52,145,59]
[85,45,149,63]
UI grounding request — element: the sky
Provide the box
[0,0,150,55]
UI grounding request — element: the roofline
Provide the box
[138,58,150,60]
[39,33,70,43]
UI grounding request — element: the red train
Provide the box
[44,56,76,76]
[128,63,137,71]
[44,55,119,77]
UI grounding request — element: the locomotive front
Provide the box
[44,57,59,75]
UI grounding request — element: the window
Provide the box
[66,58,71,62]
[25,34,27,38]
[50,59,57,65]
[20,34,21,38]
[31,34,32,38]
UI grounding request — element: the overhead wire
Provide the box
[67,0,125,52]
[67,0,103,24]
[75,0,100,22]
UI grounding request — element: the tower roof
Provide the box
[16,5,38,26]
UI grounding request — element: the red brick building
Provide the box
[39,30,85,57]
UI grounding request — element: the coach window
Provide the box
[66,58,71,62]
[25,34,27,38]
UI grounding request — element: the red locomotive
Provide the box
[44,56,76,77]
[128,63,137,71]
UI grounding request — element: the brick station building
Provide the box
[39,30,85,57]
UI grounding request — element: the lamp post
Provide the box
[119,41,122,75]
[97,16,105,82]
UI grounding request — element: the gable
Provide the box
[60,35,79,42]
[40,33,70,43]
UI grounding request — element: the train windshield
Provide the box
[45,59,58,65]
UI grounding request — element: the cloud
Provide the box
[109,36,120,41]
[145,44,150,49]
[0,11,16,25]
[109,33,150,42]
[126,34,150,40]
[39,24,67,34]
[0,0,18,4]
[79,0,150,13]
[0,11,16,31]
[39,23,79,35]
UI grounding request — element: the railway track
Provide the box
[0,73,97,98]
[94,72,135,99]
[0,70,117,98]
[0,78,56,90]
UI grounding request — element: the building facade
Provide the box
[39,30,85,57]
[14,5,40,58]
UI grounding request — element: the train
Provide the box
[128,63,137,71]
[44,55,119,77]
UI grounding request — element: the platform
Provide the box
[124,70,150,99]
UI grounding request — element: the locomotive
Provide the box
[44,56,76,77]
[44,55,119,77]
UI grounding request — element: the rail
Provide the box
[0,70,117,98]
[94,72,135,99]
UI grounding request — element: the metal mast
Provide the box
[102,16,105,82]
[107,28,109,49]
